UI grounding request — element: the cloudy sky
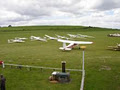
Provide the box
[0,0,120,29]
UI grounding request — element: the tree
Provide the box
[8,25,12,27]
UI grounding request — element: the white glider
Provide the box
[55,34,70,40]
[67,34,79,38]
[77,34,95,38]
[67,34,94,39]
[15,37,28,40]
[30,36,47,42]
[45,35,58,40]
[58,39,93,51]
[8,39,25,43]
[8,37,28,43]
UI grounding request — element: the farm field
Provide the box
[0,26,120,90]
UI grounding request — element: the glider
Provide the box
[67,34,94,39]
[8,39,25,43]
[45,35,58,40]
[15,37,28,40]
[77,34,95,38]
[67,34,79,38]
[30,36,47,42]
[55,34,70,40]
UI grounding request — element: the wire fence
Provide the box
[3,63,82,72]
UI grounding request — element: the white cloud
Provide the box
[0,0,120,29]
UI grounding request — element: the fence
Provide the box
[3,63,82,72]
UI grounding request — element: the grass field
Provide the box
[0,26,120,90]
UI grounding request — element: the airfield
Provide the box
[0,26,120,90]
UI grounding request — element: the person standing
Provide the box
[0,75,6,90]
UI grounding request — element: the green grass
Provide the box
[0,26,120,90]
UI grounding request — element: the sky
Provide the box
[0,0,120,29]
